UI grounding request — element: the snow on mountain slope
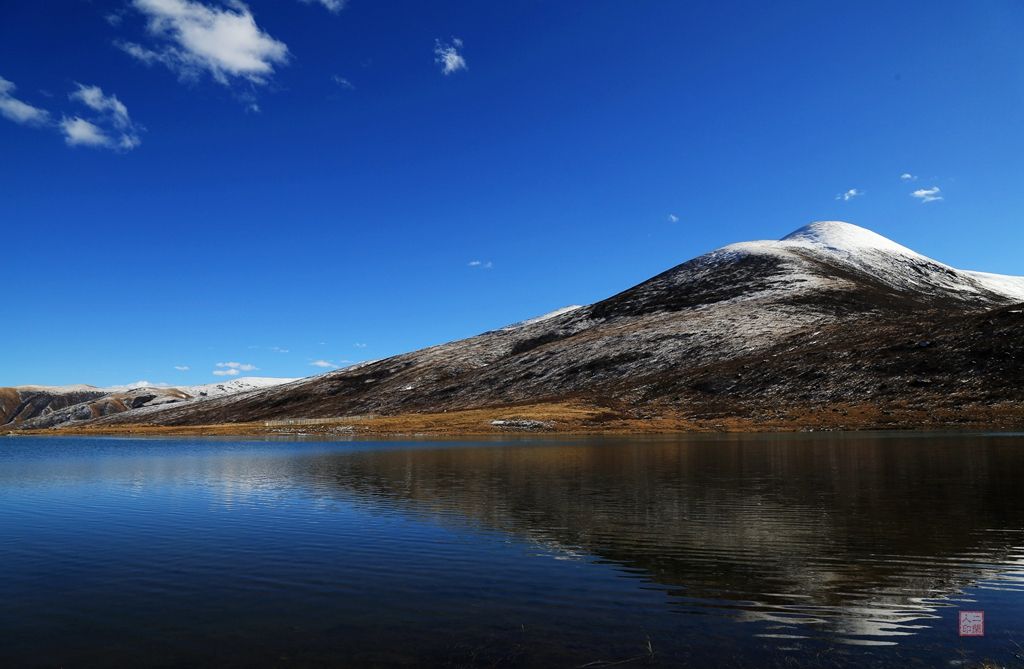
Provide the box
[708,221,1024,304]
[181,377,299,399]
[963,270,1024,302]
[781,220,924,256]
[501,305,584,331]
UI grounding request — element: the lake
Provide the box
[1,433,1023,667]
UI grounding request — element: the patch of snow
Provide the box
[963,270,1024,302]
[502,305,583,330]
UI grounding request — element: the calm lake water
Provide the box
[1,433,1023,668]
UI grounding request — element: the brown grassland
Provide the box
[7,399,1023,438]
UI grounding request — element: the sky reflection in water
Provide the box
[1,433,1022,667]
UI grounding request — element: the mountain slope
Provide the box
[1,378,297,430]
[8,223,1015,432]
[28,221,1024,432]
[1,386,110,426]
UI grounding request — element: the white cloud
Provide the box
[468,260,493,269]
[311,359,338,368]
[667,213,679,223]
[353,342,367,349]
[122,0,289,86]
[270,346,289,353]
[216,361,258,371]
[911,186,943,203]
[71,84,131,128]
[1,78,139,151]
[212,368,239,376]
[300,0,345,12]
[332,75,354,89]
[900,173,917,181]
[118,41,164,66]
[434,37,467,75]
[67,83,141,150]
[121,380,170,388]
[0,75,50,126]
[61,117,112,147]
[174,365,190,371]
[835,188,862,202]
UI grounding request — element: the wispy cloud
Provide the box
[468,260,493,269]
[120,380,170,388]
[213,361,257,376]
[311,359,338,369]
[667,213,679,223]
[217,361,257,371]
[434,37,467,75]
[0,75,50,126]
[299,0,345,13]
[911,186,943,203]
[65,83,141,150]
[332,75,354,90]
[120,0,289,86]
[835,188,862,202]
[174,365,190,371]
[72,84,131,127]
[900,173,917,182]
[2,76,139,151]
[353,342,367,349]
[61,117,113,147]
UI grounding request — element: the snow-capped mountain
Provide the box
[8,222,1024,432]
[49,216,1015,430]
[722,221,1024,303]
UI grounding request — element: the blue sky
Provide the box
[2,1,1023,386]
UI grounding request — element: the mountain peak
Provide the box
[780,221,918,256]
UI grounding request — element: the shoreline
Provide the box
[4,401,1024,438]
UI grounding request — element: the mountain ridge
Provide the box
[6,221,1024,434]
[0,377,297,429]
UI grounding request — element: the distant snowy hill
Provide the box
[180,377,300,399]
[1,377,297,429]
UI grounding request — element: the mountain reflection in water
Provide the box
[290,434,1024,643]
[1,433,1023,668]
